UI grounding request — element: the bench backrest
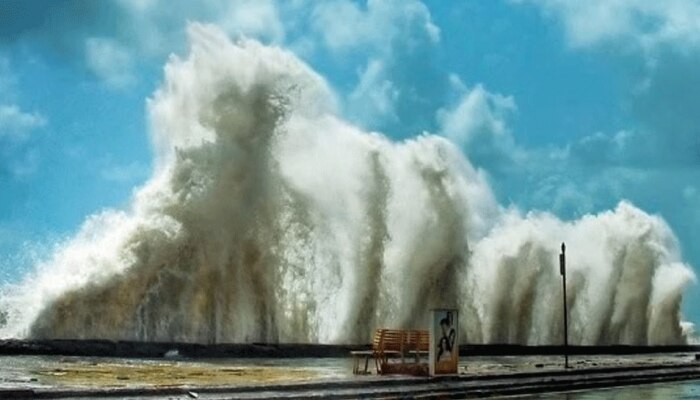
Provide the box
[405,329,430,352]
[380,329,406,352]
[372,328,429,353]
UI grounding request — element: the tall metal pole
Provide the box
[560,242,569,369]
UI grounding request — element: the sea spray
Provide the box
[467,204,694,345]
[0,23,694,345]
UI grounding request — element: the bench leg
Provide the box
[364,355,370,374]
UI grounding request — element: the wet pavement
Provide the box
[0,353,696,391]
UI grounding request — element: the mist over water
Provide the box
[0,24,694,345]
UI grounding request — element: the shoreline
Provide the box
[1,339,699,359]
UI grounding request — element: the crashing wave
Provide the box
[0,24,693,345]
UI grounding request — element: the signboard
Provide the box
[429,309,458,375]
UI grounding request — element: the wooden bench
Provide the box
[351,328,429,375]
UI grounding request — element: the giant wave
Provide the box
[0,24,693,345]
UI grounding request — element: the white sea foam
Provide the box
[0,24,693,345]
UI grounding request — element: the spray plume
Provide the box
[0,24,693,345]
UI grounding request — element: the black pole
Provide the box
[560,242,569,369]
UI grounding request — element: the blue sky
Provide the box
[1,0,699,321]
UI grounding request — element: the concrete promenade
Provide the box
[2,362,700,399]
[3,341,700,398]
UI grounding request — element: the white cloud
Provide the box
[347,59,400,125]
[100,161,149,183]
[522,0,700,55]
[567,130,640,166]
[0,56,17,96]
[0,105,47,140]
[436,81,516,148]
[217,0,285,43]
[312,0,439,54]
[531,176,597,216]
[312,0,364,51]
[85,37,136,89]
[8,149,40,178]
[433,76,651,218]
[311,0,443,132]
[0,57,47,179]
[116,0,158,13]
[114,0,287,58]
